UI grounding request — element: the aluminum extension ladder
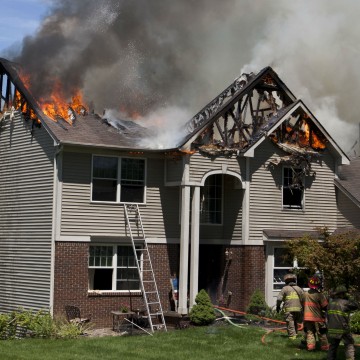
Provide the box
[124,203,167,332]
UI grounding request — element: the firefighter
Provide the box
[303,275,329,351]
[327,285,358,360]
[276,273,304,340]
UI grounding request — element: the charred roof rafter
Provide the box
[187,70,294,157]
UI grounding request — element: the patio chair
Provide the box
[65,305,91,325]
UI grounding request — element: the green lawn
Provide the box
[0,325,358,360]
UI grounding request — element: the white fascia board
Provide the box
[56,236,91,242]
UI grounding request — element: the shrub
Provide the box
[57,319,91,339]
[189,289,216,326]
[246,289,269,316]
[0,312,17,339]
[0,308,91,340]
[350,310,360,334]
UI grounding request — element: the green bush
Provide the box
[246,289,269,316]
[350,310,360,334]
[0,312,17,339]
[189,289,216,326]
[0,308,91,340]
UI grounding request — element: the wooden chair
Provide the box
[65,305,91,325]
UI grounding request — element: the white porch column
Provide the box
[242,157,250,244]
[178,185,190,314]
[189,185,200,309]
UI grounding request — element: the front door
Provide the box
[198,245,225,304]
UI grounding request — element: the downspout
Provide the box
[50,143,63,315]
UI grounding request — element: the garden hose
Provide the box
[214,307,245,328]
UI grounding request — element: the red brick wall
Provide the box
[54,242,264,328]
[210,245,265,311]
[53,242,179,328]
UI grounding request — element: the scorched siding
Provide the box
[249,138,338,242]
[0,110,54,312]
[61,151,180,239]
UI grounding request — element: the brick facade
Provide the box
[54,242,264,328]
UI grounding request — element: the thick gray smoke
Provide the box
[5,0,360,152]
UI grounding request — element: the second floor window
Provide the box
[92,156,145,203]
[200,174,223,224]
[282,167,304,209]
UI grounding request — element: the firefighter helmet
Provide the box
[333,285,347,295]
[308,276,321,289]
[284,273,296,283]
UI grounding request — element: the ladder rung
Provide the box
[148,302,160,305]
[143,280,155,283]
[145,291,157,294]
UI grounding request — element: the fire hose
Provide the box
[213,305,302,345]
[214,305,360,348]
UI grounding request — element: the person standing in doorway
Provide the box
[303,275,329,351]
[327,285,358,360]
[276,273,304,340]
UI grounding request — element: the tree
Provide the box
[286,229,360,291]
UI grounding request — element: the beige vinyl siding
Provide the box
[189,152,246,183]
[165,157,184,183]
[249,138,338,242]
[336,188,360,228]
[61,152,180,238]
[0,111,54,312]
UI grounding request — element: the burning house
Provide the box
[0,57,359,328]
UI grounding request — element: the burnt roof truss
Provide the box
[187,72,294,157]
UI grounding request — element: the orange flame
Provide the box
[311,131,326,149]
[40,80,87,123]
[14,90,22,109]
[298,120,310,147]
[298,118,326,149]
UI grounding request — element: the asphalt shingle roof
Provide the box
[41,113,153,150]
[335,157,360,206]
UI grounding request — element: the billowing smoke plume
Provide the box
[4,0,360,152]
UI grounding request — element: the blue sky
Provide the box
[0,0,49,54]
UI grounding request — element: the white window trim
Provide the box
[180,175,224,226]
[281,166,305,211]
[88,244,142,293]
[91,154,147,205]
[199,174,224,225]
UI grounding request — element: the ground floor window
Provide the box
[88,244,141,291]
[273,247,308,290]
